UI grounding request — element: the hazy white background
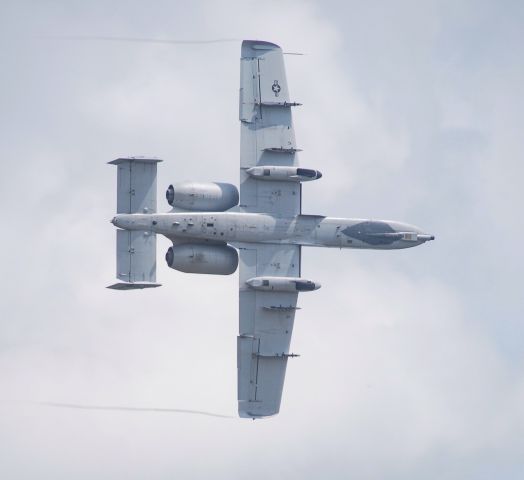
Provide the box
[0,1,523,478]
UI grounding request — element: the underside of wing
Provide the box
[239,40,301,216]
[237,243,301,418]
[237,40,307,419]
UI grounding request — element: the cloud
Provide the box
[0,0,523,478]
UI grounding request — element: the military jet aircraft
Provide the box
[108,40,434,419]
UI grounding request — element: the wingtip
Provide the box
[239,411,277,420]
[242,39,280,48]
[238,401,280,419]
[241,40,281,57]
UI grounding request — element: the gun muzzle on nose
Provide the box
[417,234,435,242]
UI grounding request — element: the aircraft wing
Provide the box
[239,40,301,216]
[237,41,303,418]
[237,243,301,418]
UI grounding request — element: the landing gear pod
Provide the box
[246,276,321,292]
[246,166,322,182]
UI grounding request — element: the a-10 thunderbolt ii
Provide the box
[108,40,434,419]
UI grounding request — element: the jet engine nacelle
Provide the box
[166,182,239,211]
[165,244,238,275]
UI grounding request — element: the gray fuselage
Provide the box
[112,212,434,250]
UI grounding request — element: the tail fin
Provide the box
[107,157,162,290]
[108,156,162,213]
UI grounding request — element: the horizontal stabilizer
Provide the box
[108,157,162,290]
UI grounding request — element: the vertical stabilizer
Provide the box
[108,156,162,213]
[107,157,162,290]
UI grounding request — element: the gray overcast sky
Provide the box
[0,1,523,478]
